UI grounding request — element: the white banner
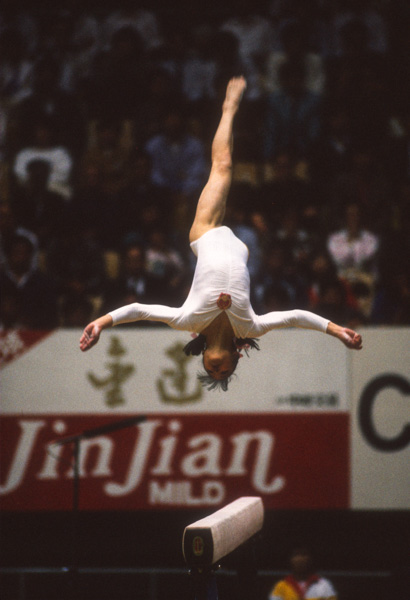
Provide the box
[1,327,409,510]
[1,327,347,414]
[351,328,410,510]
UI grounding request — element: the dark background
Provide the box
[1,509,409,599]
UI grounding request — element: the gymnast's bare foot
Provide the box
[223,76,247,113]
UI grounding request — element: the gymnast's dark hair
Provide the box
[183,334,260,391]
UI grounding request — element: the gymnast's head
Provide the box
[183,335,260,391]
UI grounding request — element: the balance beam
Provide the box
[182,497,264,569]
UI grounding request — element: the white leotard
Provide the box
[109,226,329,338]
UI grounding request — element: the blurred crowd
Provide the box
[1,0,409,330]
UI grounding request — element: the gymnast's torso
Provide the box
[109,226,329,338]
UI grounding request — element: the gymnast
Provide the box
[80,77,362,390]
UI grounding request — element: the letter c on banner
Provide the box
[358,374,410,451]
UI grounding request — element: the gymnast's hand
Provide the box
[327,322,363,350]
[79,314,113,352]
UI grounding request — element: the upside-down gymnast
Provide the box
[80,77,362,391]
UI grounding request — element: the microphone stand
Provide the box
[53,415,146,600]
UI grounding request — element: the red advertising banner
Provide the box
[0,413,349,511]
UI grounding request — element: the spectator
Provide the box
[101,242,164,316]
[264,59,321,162]
[134,68,181,142]
[314,277,366,329]
[10,158,66,249]
[0,231,59,329]
[102,3,162,53]
[153,23,189,93]
[225,183,263,283]
[275,207,315,276]
[387,110,410,190]
[325,18,389,143]
[144,104,208,231]
[145,227,186,306]
[181,27,218,106]
[118,149,169,247]
[254,242,305,313]
[327,202,379,317]
[68,8,103,92]
[307,248,346,310]
[47,216,106,305]
[145,104,207,196]
[87,25,149,120]
[8,55,86,157]
[372,183,410,324]
[331,0,388,57]
[60,294,95,328]
[80,117,133,194]
[0,201,39,270]
[220,0,275,101]
[372,266,410,326]
[0,27,33,104]
[268,546,337,600]
[12,116,73,199]
[264,20,325,95]
[309,102,353,204]
[328,143,391,233]
[260,150,314,225]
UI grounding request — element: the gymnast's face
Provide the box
[203,349,239,380]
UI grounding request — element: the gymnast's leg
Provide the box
[189,76,246,244]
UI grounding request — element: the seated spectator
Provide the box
[327,202,379,278]
[145,227,187,306]
[0,27,33,105]
[67,8,103,93]
[372,186,410,324]
[0,232,59,329]
[328,142,391,233]
[326,18,389,144]
[254,242,307,313]
[181,27,218,107]
[268,546,338,600]
[0,202,39,270]
[331,2,388,57]
[327,202,379,317]
[309,103,353,203]
[260,150,315,226]
[101,242,165,317]
[81,117,133,194]
[275,207,315,276]
[60,294,95,328]
[10,158,66,249]
[134,68,181,142]
[114,150,169,248]
[47,216,106,305]
[144,104,208,231]
[102,3,163,53]
[264,60,321,163]
[264,20,325,95]
[372,266,410,326]
[387,110,410,191]
[225,183,263,283]
[219,0,275,101]
[314,277,366,329]
[8,55,86,157]
[12,116,73,199]
[144,104,207,196]
[307,249,343,309]
[87,26,149,120]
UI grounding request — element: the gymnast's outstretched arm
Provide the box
[255,309,363,350]
[79,303,180,352]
